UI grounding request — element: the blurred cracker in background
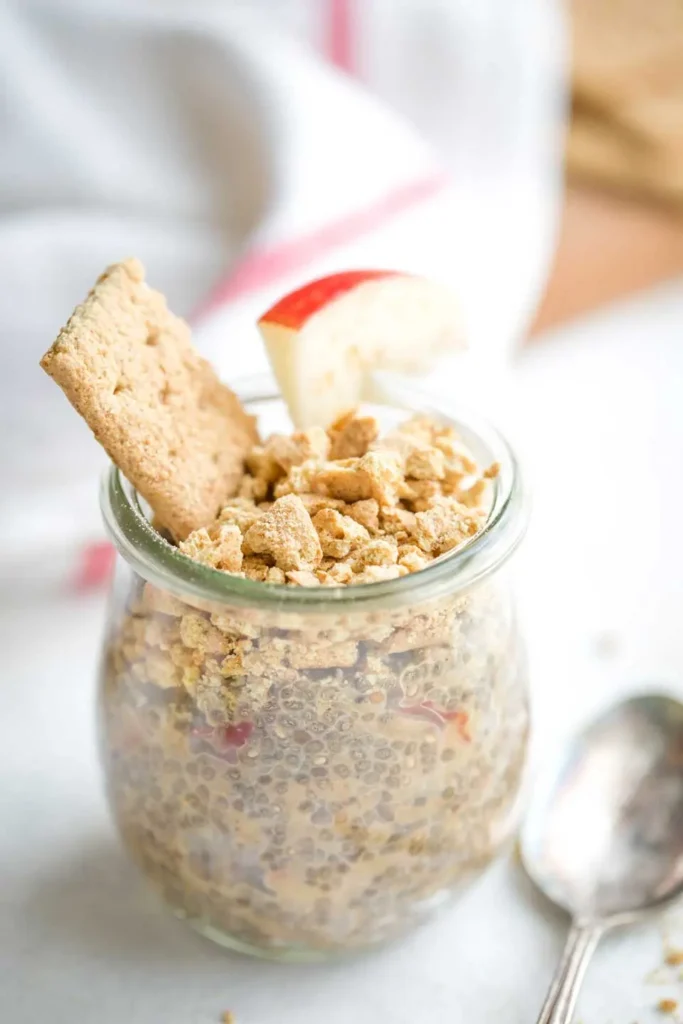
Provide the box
[571,0,683,206]
[531,0,683,334]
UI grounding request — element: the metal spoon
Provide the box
[521,693,683,1024]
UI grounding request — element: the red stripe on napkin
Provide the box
[71,541,115,592]
[326,0,355,73]
[198,173,449,316]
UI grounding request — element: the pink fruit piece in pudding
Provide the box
[191,721,254,759]
[398,700,471,741]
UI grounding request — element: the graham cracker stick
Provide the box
[41,258,258,539]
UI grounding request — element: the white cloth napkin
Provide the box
[0,0,566,593]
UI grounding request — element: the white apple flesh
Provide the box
[257,270,465,428]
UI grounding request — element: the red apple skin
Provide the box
[258,270,401,331]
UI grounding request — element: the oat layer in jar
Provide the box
[99,384,530,962]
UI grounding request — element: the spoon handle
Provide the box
[536,921,603,1024]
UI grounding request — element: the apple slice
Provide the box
[257,270,465,428]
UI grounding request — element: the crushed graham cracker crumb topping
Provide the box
[178,411,495,585]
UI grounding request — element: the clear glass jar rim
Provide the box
[100,377,529,613]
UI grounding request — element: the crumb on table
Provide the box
[657,998,678,1015]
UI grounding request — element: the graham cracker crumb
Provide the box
[273,460,322,498]
[217,499,263,534]
[325,561,355,585]
[286,639,358,669]
[398,544,429,573]
[458,477,492,509]
[380,506,417,538]
[352,564,403,584]
[179,614,225,654]
[345,498,380,533]
[359,450,403,506]
[243,495,322,571]
[313,508,370,558]
[399,478,443,510]
[286,569,321,587]
[266,428,330,471]
[297,493,347,516]
[313,460,372,503]
[414,500,481,555]
[179,523,243,572]
[405,445,446,481]
[328,411,379,459]
[657,998,678,1015]
[265,566,287,584]
[242,555,273,582]
[352,537,398,569]
[245,445,284,485]
[238,475,269,502]
[40,259,257,539]
[397,415,437,444]
[436,436,478,475]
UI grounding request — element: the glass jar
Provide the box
[98,379,529,962]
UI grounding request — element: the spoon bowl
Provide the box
[522,693,683,923]
[521,693,683,1024]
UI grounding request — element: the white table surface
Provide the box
[2,281,683,1024]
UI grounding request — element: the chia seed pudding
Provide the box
[99,397,529,959]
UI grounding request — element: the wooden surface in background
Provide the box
[530,186,683,336]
